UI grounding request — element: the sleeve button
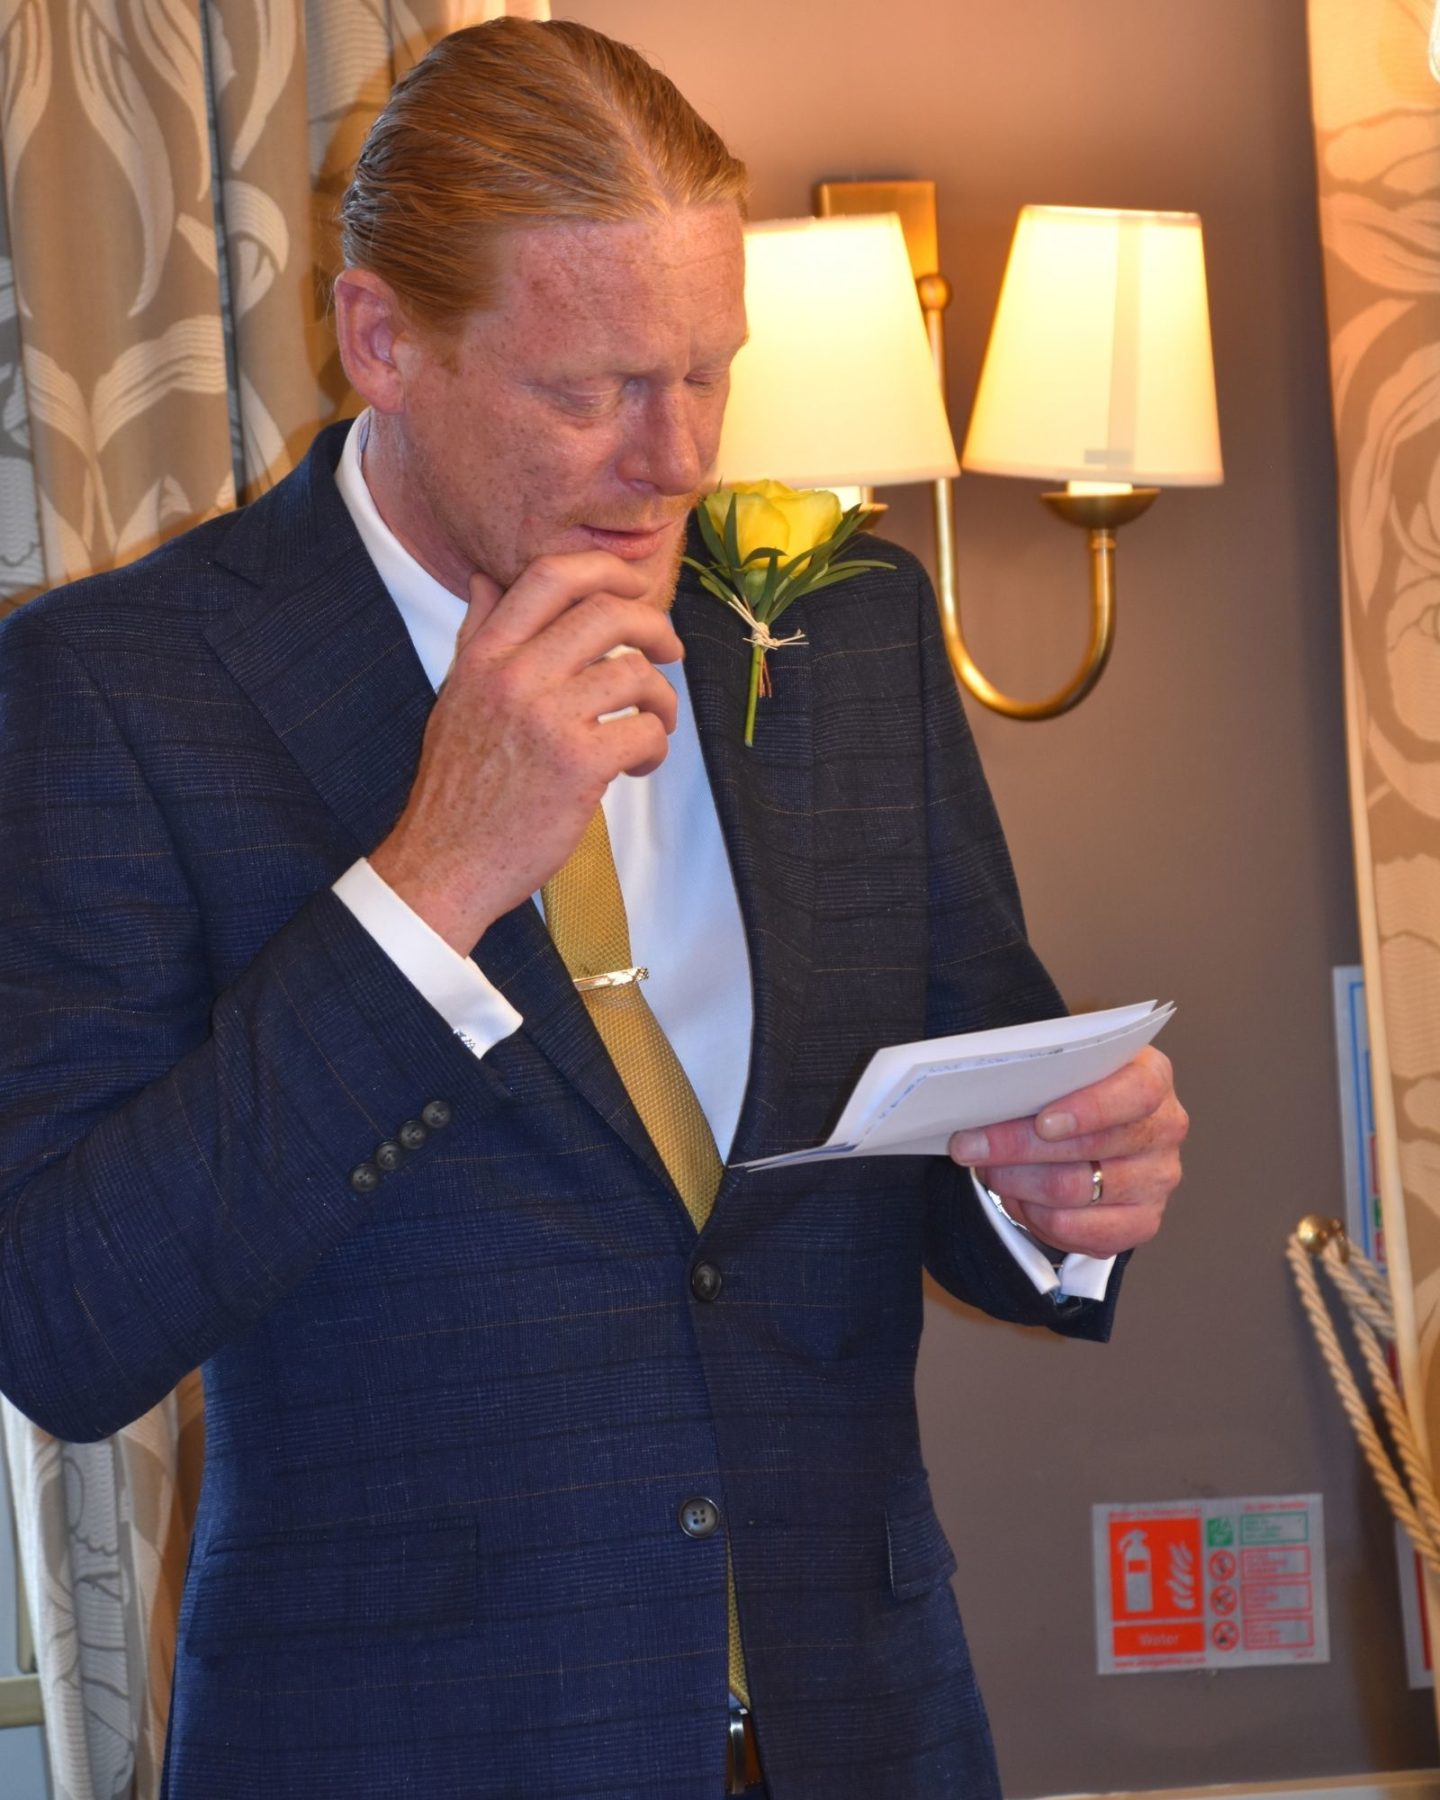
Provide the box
[398,1118,428,1151]
[421,1100,453,1130]
[349,1161,382,1195]
[374,1139,405,1173]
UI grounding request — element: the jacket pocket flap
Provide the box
[187,1519,477,1652]
[885,1474,957,1601]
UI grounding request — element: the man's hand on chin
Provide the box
[947,1045,1188,1258]
[369,549,684,957]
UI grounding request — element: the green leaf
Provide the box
[683,555,746,608]
[781,546,821,583]
[698,570,744,606]
[759,548,784,612]
[695,504,726,565]
[792,562,892,596]
[722,491,742,571]
[832,557,895,575]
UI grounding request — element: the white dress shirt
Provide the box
[329,413,1113,1303]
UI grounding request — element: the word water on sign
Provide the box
[1092,1494,1329,1674]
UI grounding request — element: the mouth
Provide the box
[579,520,680,561]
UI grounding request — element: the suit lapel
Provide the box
[481,560,819,1196]
[672,560,817,1174]
[467,902,680,1196]
[203,426,435,860]
[467,560,822,1189]
[204,449,817,1195]
[202,427,676,1190]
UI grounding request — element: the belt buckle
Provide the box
[726,1696,760,1794]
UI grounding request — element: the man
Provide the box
[0,19,1184,1798]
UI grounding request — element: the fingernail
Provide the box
[950,1129,988,1162]
[1036,1110,1077,1141]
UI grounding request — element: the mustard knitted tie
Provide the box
[542,806,750,1706]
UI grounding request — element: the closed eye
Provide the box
[552,388,621,417]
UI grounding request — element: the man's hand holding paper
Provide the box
[948,1044,1187,1259]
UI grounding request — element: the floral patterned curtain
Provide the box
[1308,0,1440,1739]
[0,2,548,1793]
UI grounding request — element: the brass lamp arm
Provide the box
[810,180,1195,720]
[919,270,1154,721]
[932,480,1156,721]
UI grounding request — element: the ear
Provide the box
[334,268,415,415]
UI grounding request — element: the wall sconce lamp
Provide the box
[718,185,1222,720]
[714,212,961,506]
[955,200,1223,716]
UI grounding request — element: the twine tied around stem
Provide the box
[721,592,805,735]
[721,592,807,655]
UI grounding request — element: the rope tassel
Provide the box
[1288,1217,1440,1577]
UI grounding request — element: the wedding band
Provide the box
[598,643,641,722]
[1087,1161,1105,1207]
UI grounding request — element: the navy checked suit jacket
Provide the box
[0,426,1119,1799]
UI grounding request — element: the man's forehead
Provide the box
[498,206,744,302]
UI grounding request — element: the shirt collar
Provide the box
[333,410,466,693]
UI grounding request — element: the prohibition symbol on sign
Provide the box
[1208,1551,1236,1582]
[1211,1584,1238,1615]
[1212,1621,1240,1651]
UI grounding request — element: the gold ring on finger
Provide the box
[1087,1161,1105,1207]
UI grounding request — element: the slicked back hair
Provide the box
[340,19,748,333]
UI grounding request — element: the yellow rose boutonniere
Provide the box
[684,480,893,745]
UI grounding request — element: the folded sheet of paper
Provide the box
[737,1000,1175,1171]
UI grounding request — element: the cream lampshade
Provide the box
[962,204,1222,489]
[715,213,959,489]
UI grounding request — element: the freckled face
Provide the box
[382,205,748,607]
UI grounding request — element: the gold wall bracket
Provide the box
[815,178,1152,721]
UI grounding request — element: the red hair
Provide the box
[340,19,748,331]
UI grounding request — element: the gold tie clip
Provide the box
[572,966,649,992]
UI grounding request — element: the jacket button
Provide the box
[349,1161,382,1195]
[374,1139,405,1173]
[421,1100,452,1130]
[398,1118,428,1151]
[678,1496,720,1539]
[690,1262,722,1303]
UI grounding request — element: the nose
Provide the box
[619,388,711,497]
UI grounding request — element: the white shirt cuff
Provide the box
[332,858,523,1057]
[969,1170,1116,1302]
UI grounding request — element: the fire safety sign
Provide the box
[1092,1494,1329,1673]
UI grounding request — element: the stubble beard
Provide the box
[652,518,690,613]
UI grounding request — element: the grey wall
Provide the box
[558,0,1437,1790]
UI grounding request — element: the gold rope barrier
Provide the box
[1288,1217,1440,1575]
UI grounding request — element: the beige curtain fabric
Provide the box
[1308,0,1440,1733]
[1,1378,204,1800]
[0,2,540,1793]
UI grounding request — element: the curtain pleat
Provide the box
[0,167,44,612]
[0,3,534,1792]
[2,0,234,588]
[1307,0,1440,1740]
[206,0,328,493]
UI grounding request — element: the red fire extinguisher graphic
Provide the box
[1118,1530,1153,1615]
